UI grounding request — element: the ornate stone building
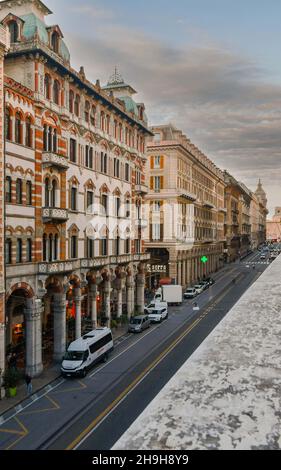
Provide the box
[0,24,10,377]
[0,0,151,376]
[267,207,281,242]
[224,173,268,260]
[145,125,226,288]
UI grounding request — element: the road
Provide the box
[0,250,270,450]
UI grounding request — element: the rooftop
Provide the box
[114,256,281,450]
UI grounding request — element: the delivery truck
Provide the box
[154,285,182,305]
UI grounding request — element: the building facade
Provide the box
[0,0,151,376]
[0,24,10,377]
[145,125,226,289]
[224,173,267,261]
[267,207,281,242]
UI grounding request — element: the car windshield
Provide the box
[64,351,85,361]
[186,289,194,292]
[148,304,155,308]
[130,318,142,324]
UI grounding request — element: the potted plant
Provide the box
[3,368,22,397]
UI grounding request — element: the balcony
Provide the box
[42,152,69,171]
[135,184,149,195]
[42,207,69,223]
[135,219,148,229]
[38,260,80,275]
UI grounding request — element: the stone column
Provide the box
[186,259,191,287]
[89,284,98,329]
[177,261,182,285]
[182,260,186,287]
[0,323,5,380]
[74,287,82,339]
[126,267,135,319]
[53,293,67,362]
[24,298,43,377]
[117,289,123,318]
[103,280,111,327]
[136,264,145,315]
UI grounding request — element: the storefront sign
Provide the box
[147,264,167,273]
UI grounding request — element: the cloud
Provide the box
[62,21,281,216]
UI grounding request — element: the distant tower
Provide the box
[255,179,267,208]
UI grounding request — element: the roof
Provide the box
[0,0,52,16]
[68,328,111,351]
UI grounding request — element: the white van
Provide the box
[61,327,113,378]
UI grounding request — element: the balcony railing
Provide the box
[42,152,69,170]
[38,260,80,275]
[42,207,69,223]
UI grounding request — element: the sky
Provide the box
[45,0,281,216]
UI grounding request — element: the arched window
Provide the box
[5,107,12,141]
[51,180,57,207]
[90,106,96,126]
[16,178,22,204]
[100,111,105,131]
[15,112,22,144]
[5,239,12,264]
[26,181,32,205]
[114,120,118,139]
[26,238,32,262]
[48,126,53,152]
[119,123,123,141]
[43,124,48,151]
[49,234,53,262]
[9,21,18,43]
[53,128,57,153]
[84,101,90,122]
[45,178,50,207]
[16,238,22,263]
[74,94,80,117]
[69,90,74,113]
[54,234,59,260]
[5,176,12,203]
[44,74,51,100]
[43,234,47,261]
[106,115,110,134]
[53,80,60,105]
[25,116,32,147]
[51,32,59,53]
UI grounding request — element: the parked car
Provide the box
[184,288,198,299]
[148,306,168,323]
[144,301,168,314]
[199,281,209,290]
[260,254,266,260]
[194,284,205,294]
[128,315,150,333]
[205,277,215,286]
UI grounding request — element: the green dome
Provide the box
[21,13,49,44]
[60,40,70,62]
[119,96,139,117]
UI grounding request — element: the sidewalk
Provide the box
[0,324,128,417]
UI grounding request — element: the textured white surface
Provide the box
[113,258,281,450]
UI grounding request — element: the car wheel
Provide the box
[103,353,108,363]
[81,369,87,378]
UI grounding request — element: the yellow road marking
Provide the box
[4,417,28,450]
[53,380,87,394]
[66,275,243,450]
[21,395,60,415]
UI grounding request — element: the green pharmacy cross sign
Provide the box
[201,256,208,264]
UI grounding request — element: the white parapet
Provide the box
[114,256,281,450]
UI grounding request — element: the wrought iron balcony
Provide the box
[42,207,69,223]
[42,152,69,171]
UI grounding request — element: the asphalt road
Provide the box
[0,250,270,450]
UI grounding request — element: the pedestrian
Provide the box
[25,373,32,396]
